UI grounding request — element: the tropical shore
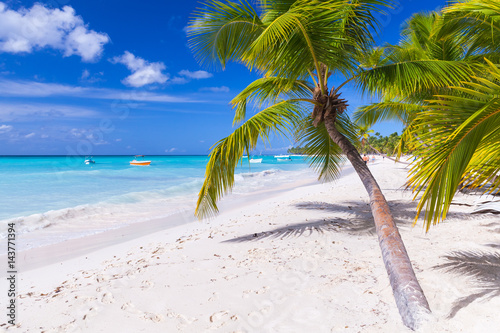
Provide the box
[3,159,500,332]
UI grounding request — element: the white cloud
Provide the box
[0,79,192,103]
[201,86,230,93]
[70,128,84,137]
[41,134,49,139]
[80,69,103,83]
[178,70,212,79]
[24,132,35,138]
[0,79,86,97]
[0,2,109,62]
[111,51,168,87]
[115,138,122,142]
[0,102,98,121]
[0,124,13,133]
[170,76,189,85]
[165,148,177,153]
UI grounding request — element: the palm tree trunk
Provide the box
[324,115,431,330]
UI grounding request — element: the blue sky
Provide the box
[0,0,446,155]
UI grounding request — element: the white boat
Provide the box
[274,155,289,158]
[84,156,95,164]
[249,158,262,163]
[277,157,291,161]
[242,155,248,158]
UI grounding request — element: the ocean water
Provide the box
[0,155,314,251]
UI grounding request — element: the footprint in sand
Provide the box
[166,310,196,328]
[151,246,165,256]
[125,269,137,279]
[100,292,114,304]
[209,310,230,328]
[141,280,154,290]
[82,306,101,320]
[95,274,110,283]
[121,302,140,314]
[143,312,163,323]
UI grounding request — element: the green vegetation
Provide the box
[353,1,500,229]
[358,132,403,155]
[290,132,406,155]
[286,147,307,155]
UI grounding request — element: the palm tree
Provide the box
[357,124,374,149]
[356,125,408,163]
[353,10,491,155]
[187,0,477,328]
[407,59,500,230]
[352,1,500,229]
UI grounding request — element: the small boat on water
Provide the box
[249,158,262,163]
[84,156,95,164]
[130,155,151,166]
[277,157,291,161]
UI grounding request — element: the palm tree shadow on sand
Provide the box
[223,218,373,243]
[434,248,500,318]
[224,200,421,243]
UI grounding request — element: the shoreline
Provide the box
[1,160,317,255]
[4,159,500,332]
[8,167,323,272]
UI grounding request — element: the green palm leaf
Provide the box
[231,77,314,124]
[188,0,263,68]
[196,100,304,218]
[408,60,500,230]
[356,59,481,97]
[294,113,357,182]
[353,100,423,127]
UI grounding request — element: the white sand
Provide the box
[2,159,500,332]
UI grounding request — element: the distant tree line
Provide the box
[289,132,406,156]
[357,132,405,155]
[287,147,308,154]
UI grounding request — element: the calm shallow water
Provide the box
[0,155,313,250]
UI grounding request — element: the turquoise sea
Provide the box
[0,155,313,251]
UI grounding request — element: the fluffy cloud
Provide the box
[0,2,109,62]
[24,132,35,138]
[111,51,168,87]
[178,70,212,79]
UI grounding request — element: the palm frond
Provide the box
[408,60,500,229]
[231,77,314,124]
[356,59,482,97]
[294,118,344,182]
[188,0,263,68]
[196,100,304,218]
[294,113,357,182]
[353,100,424,127]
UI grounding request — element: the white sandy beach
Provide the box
[2,159,500,332]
